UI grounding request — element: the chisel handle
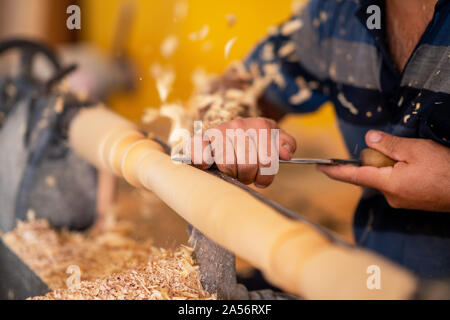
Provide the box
[360,148,397,168]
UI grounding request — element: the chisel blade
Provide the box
[173,157,362,166]
[280,158,361,166]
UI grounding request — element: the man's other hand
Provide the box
[318,130,450,212]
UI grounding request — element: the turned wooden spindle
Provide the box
[69,105,417,299]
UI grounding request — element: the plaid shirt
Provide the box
[245,0,450,279]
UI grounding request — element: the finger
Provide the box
[255,124,275,165]
[258,117,278,129]
[236,134,259,184]
[249,131,274,188]
[279,129,297,160]
[215,133,238,178]
[254,173,275,188]
[190,135,213,170]
[365,130,413,161]
[254,162,275,188]
[237,164,259,185]
[317,164,393,190]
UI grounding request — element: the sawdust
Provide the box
[31,245,214,300]
[3,219,153,290]
[2,190,213,300]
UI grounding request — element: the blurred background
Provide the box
[0,0,361,244]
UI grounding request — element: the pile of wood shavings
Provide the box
[2,218,153,290]
[3,218,214,300]
[32,246,215,300]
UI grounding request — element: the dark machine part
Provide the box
[188,227,239,299]
[0,238,50,300]
[0,39,97,299]
[0,38,97,232]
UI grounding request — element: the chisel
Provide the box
[281,148,397,168]
[173,149,397,168]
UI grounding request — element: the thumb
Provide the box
[317,164,392,191]
[365,130,412,161]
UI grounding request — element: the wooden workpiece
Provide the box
[69,105,417,299]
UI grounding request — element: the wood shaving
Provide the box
[191,67,214,93]
[261,42,275,61]
[278,41,296,58]
[224,37,238,59]
[263,63,286,88]
[225,89,245,100]
[337,92,359,115]
[45,175,56,187]
[150,63,175,102]
[320,11,328,23]
[225,14,237,27]
[54,97,64,114]
[189,25,210,42]
[281,19,303,36]
[329,62,337,80]
[290,77,312,105]
[267,25,279,36]
[161,35,179,58]
[142,108,160,124]
[173,0,188,20]
[313,18,320,28]
[291,0,306,15]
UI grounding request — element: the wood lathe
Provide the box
[68,104,419,299]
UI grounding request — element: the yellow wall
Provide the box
[81,0,336,126]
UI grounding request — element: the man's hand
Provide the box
[191,117,296,188]
[318,130,450,212]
